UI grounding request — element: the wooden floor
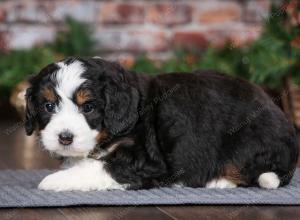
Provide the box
[0,114,299,220]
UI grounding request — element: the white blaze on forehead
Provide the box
[55,61,86,98]
[41,60,97,157]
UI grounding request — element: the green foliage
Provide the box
[0,17,96,100]
[199,4,300,89]
[198,45,250,79]
[131,56,159,74]
[1,3,299,101]
[0,48,55,98]
[245,4,300,88]
[161,51,200,72]
[48,17,96,56]
[132,3,300,90]
[132,47,250,79]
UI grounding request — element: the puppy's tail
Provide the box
[257,172,280,189]
[257,169,297,189]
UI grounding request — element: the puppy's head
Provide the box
[25,57,139,157]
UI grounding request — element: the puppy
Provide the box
[25,57,299,191]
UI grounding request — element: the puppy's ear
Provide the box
[24,87,36,135]
[104,80,139,136]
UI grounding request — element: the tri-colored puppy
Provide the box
[25,57,299,191]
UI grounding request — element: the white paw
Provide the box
[206,178,237,189]
[38,171,90,191]
[38,159,126,191]
[38,171,69,191]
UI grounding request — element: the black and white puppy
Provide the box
[25,57,299,191]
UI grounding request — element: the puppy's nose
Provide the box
[58,131,74,146]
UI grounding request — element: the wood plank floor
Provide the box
[0,116,299,220]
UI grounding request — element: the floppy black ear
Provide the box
[24,87,36,135]
[104,80,139,136]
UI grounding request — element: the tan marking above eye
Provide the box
[76,89,92,105]
[42,87,57,102]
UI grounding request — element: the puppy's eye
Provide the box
[45,102,55,113]
[82,103,94,114]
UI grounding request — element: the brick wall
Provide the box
[0,0,270,60]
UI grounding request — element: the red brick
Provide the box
[7,25,56,49]
[147,3,192,26]
[204,24,262,48]
[94,29,168,52]
[244,0,270,23]
[100,3,145,24]
[5,0,54,23]
[129,30,168,52]
[0,5,7,22]
[228,25,262,47]
[52,0,98,23]
[6,0,99,23]
[172,31,208,50]
[197,1,242,24]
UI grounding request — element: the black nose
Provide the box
[58,131,74,146]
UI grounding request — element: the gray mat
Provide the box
[0,169,300,207]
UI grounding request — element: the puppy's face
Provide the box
[25,58,138,157]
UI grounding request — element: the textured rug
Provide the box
[0,169,299,207]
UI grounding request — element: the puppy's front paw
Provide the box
[38,159,126,191]
[38,170,125,191]
[38,171,74,191]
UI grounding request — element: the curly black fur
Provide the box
[26,57,299,189]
